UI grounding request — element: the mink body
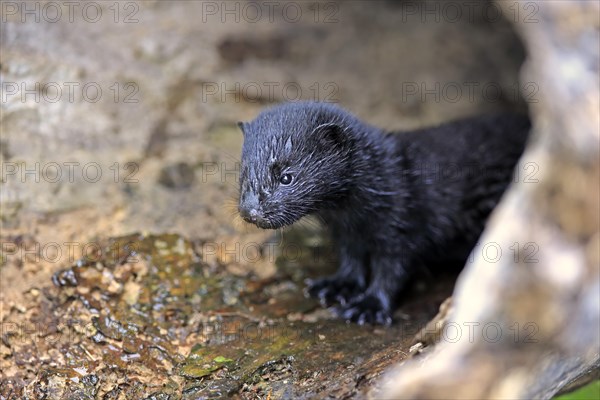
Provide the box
[238,101,530,325]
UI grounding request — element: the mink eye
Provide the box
[280,173,293,185]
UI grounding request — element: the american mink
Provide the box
[237,101,530,325]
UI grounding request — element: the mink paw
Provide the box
[304,277,363,306]
[335,294,392,326]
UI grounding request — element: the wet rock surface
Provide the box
[1,232,454,398]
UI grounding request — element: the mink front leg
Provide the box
[305,241,368,306]
[337,252,411,325]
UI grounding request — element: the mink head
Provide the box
[238,102,355,229]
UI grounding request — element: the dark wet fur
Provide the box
[238,102,530,325]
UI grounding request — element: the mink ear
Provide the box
[237,122,246,135]
[310,123,347,148]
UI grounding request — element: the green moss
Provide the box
[554,380,600,400]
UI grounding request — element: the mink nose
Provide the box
[239,206,259,223]
[239,192,261,223]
